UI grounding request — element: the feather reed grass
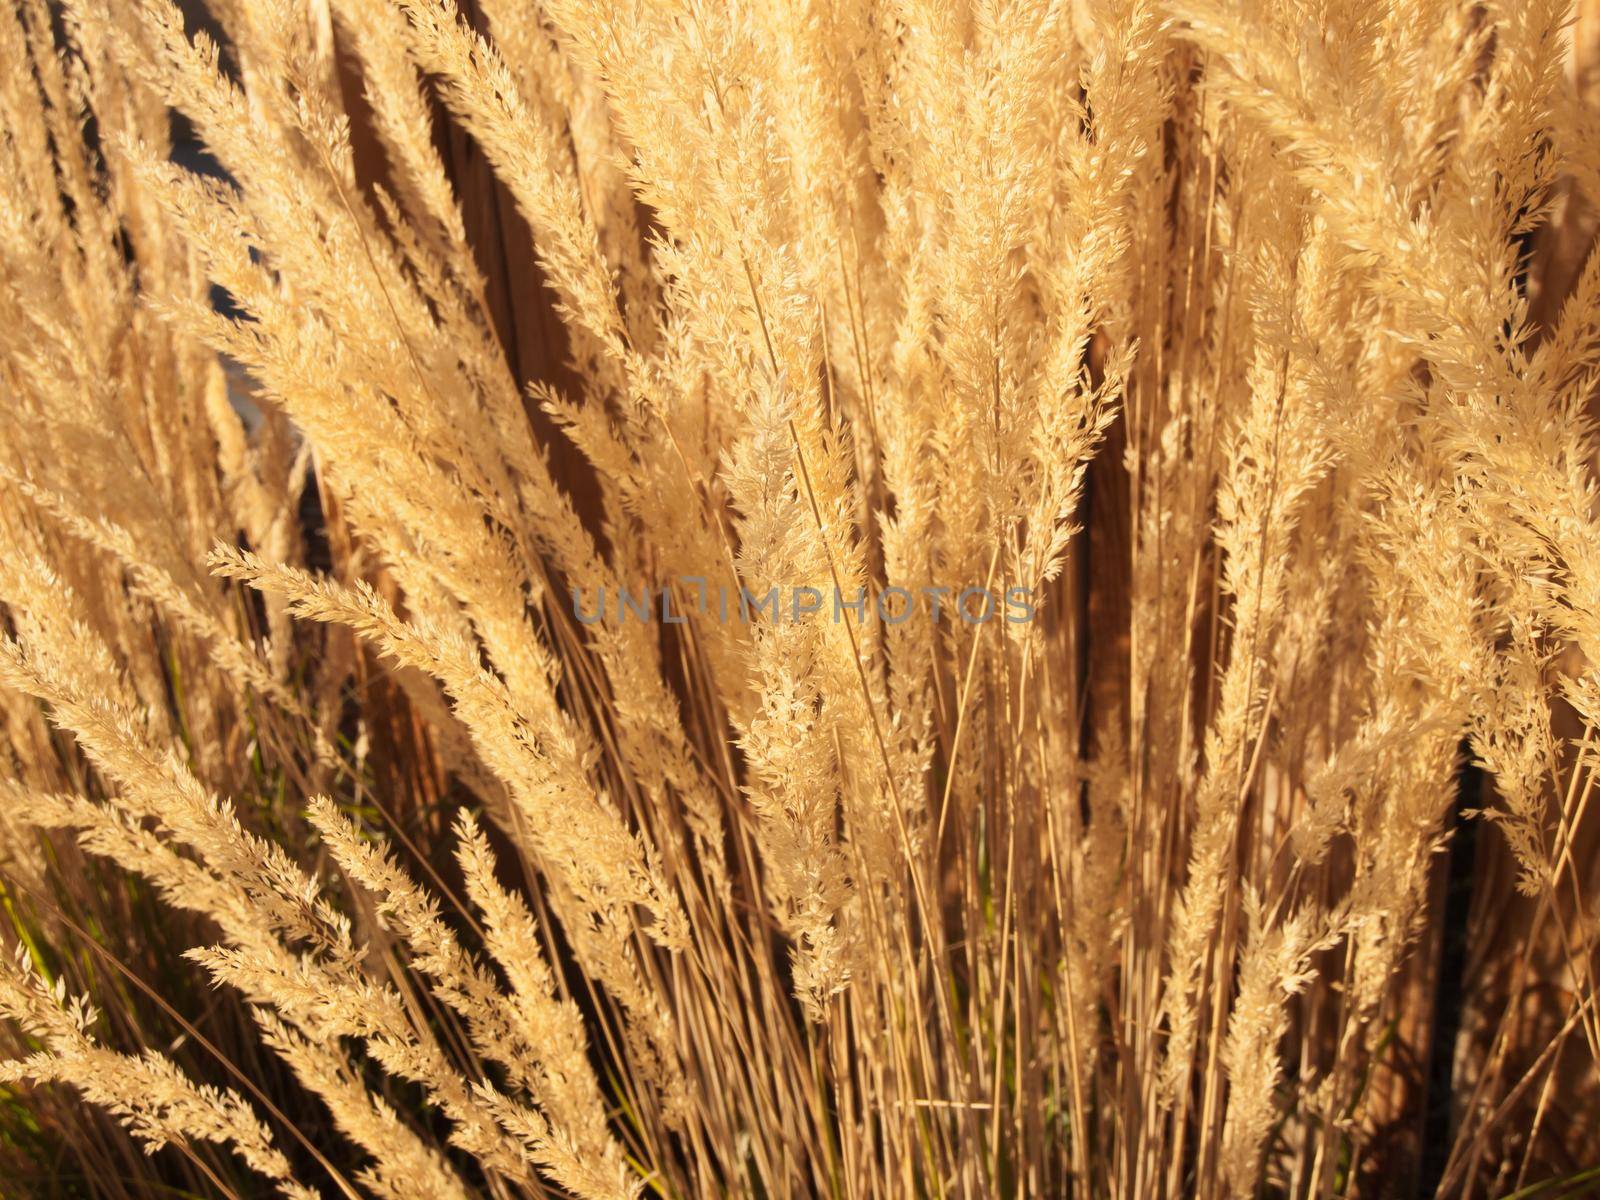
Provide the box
[4,0,1600,1195]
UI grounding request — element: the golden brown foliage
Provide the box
[2,0,1600,1196]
